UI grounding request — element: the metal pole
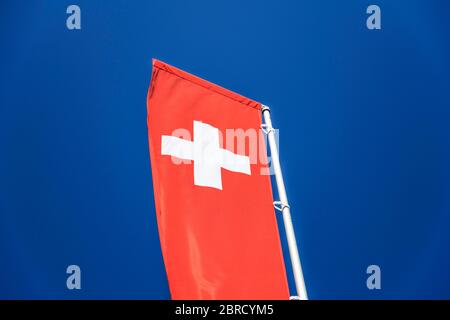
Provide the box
[262,105,308,300]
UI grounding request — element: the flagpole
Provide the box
[261,105,308,300]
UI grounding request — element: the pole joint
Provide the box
[261,104,270,113]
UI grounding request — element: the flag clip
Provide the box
[261,124,274,135]
[273,201,290,212]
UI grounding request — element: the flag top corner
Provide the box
[151,58,262,111]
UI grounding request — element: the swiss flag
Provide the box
[147,59,289,299]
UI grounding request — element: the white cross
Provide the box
[161,121,251,190]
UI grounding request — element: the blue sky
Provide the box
[1,1,450,298]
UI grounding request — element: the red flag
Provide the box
[147,59,289,299]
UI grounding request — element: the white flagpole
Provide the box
[262,105,308,300]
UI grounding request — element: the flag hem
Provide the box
[152,59,261,111]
